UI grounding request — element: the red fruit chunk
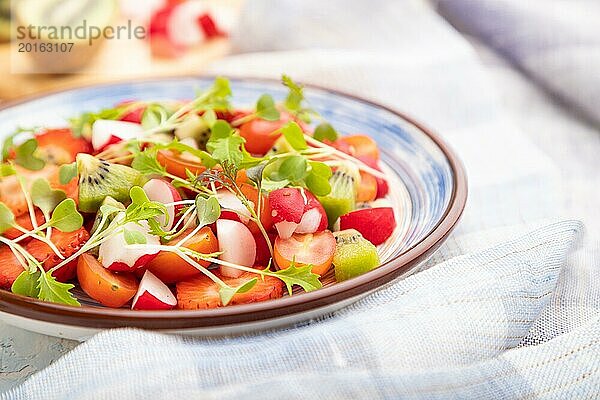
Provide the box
[35,128,93,164]
[3,209,45,241]
[25,227,90,282]
[339,208,396,245]
[0,247,25,289]
[176,270,284,309]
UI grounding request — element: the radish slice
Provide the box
[132,270,177,310]
[99,220,161,271]
[143,179,182,231]
[216,219,256,278]
[295,208,322,234]
[274,221,299,239]
[91,120,144,151]
[216,189,252,224]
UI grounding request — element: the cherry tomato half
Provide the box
[77,254,139,308]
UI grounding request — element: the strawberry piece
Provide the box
[0,246,25,289]
[339,207,396,245]
[25,227,90,282]
[35,128,92,164]
[176,270,284,310]
[3,209,44,241]
[0,165,79,216]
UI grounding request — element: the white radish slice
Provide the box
[274,221,299,239]
[295,208,322,234]
[143,179,182,231]
[132,270,177,310]
[91,119,144,151]
[216,189,253,224]
[99,220,161,271]
[216,219,256,278]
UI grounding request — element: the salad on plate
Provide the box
[0,76,397,310]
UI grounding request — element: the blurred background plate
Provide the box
[0,77,467,340]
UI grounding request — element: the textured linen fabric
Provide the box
[2,222,589,400]
[3,0,600,397]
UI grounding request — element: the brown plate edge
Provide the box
[0,75,468,330]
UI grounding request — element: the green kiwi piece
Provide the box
[267,135,295,156]
[77,153,143,213]
[333,229,380,282]
[318,170,356,229]
[174,114,210,149]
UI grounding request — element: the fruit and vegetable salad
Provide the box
[0,76,397,310]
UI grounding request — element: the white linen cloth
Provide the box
[2,0,599,397]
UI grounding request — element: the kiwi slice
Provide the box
[77,154,143,213]
[318,170,356,229]
[174,114,210,149]
[267,135,295,156]
[333,229,380,282]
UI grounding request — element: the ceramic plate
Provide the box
[0,77,467,340]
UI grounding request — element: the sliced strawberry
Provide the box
[339,207,396,245]
[35,128,93,164]
[25,227,90,282]
[3,209,44,241]
[0,165,79,216]
[176,270,284,310]
[0,246,25,289]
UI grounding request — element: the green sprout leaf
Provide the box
[281,122,307,151]
[279,155,308,182]
[14,139,45,171]
[37,270,80,306]
[49,199,83,232]
[245,162,267,186]
[305,161,332,196]
[256,94,280,121]
[125,186,168,225]
[141,103,171,130]
[282,74,304,112]
[11,270,41,298]
[0,202,15,234]
[123,228,147,245]
[218,278,258,306]
[313,122,338,142]
[31,179,67,216]
[207,136,246,168]
[195,195,221,227]
[272,262,322,295]
[208,120,234,142]
[131,149,166,176]
[0,163,16,177]
[59,162,78,184]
